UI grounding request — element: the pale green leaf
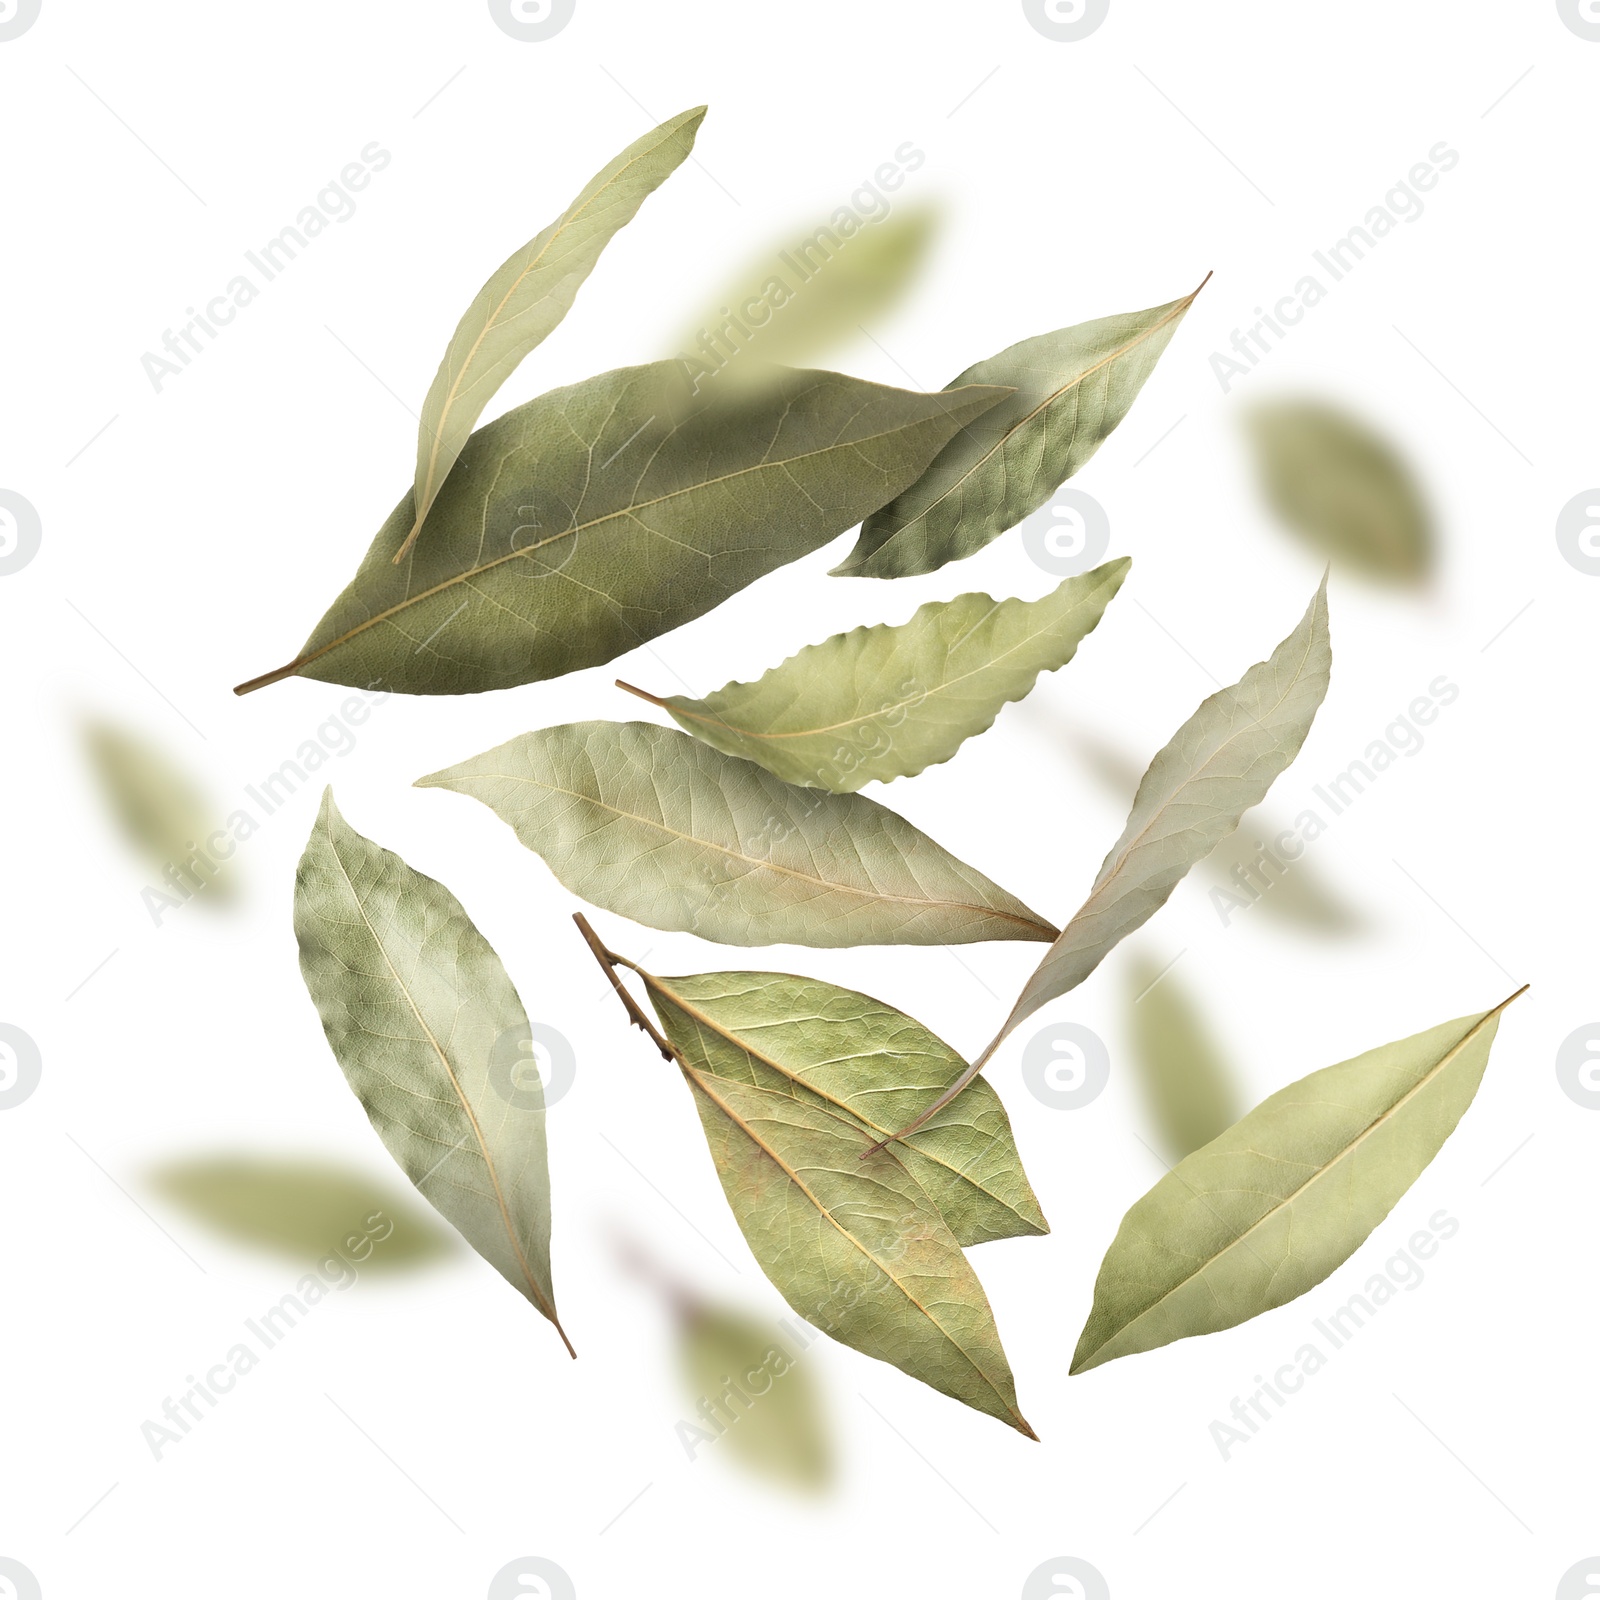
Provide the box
[236,363,1008,696]
[677,1302,834,1492]
[833,281,1206,578]
[621,559,1128,792]
[417,721,1056,948]
[399,107,706,561]
[1246,399,1432,585]
[1124,950,1240,1163]
[640,967,1047,1245]
[872,577,1330,1149]
[293,790,571,1354]
[1072,992,1524,1372]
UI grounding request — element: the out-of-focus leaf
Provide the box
[398,107,706,561]
[1246,399,1432,585]
[620,560,1127,792]
[1072,991,1525,1372]
[294,790,571,1355]
[148,1156,455,1270]
[834,281,1206,578]
[676,201,939,379]
[83,718,238,903]
[1124,951,1240,1163]
[418,722,1056,948]
[679,1303,834,1491]
[872,578,1330,1150]
[235,364,1009,697]
[639,967,1046,1245]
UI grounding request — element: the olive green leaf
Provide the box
[677,200,939,379]
[638,967,1047,1245]
[619,559,1129,792]
[1246,399,1432,585]
[397,107,706,562]
[678,1302,834,1491]
[1072,990,1526,1373]
[147,1155,455,1271]
[833,279,1207,578]
[235,363,1009,696]
[82,718,239,904]
[294,790,571,1355]
[417,721,1056,948]
[869,577,1330,1151]
[1124,950,1240,1163]
[575,928,1035,1435]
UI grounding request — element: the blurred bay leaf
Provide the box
[148,1155,454,1271]
[83,718,238,904]
[1073,991,1524,1372]
[871,578,1330,1150]
[236,365,1009,697]
[834,280,1206,578]
[620,559,1128,792]
[638,967,1046,1245]
[676,200,939,379]
[398,107,706,561]
[1124,950,1239,1163]
[418,721,1056,948]
[1246,398,1432,584]
[294,790,572,1355]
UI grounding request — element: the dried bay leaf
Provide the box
[870,577,1330,1150]
[638,968,1047,1245]
[834,280,1206,578]
[418,721,1056,948]
[236,363,1009,696]
[294,790,571,1354]
[398,107,706,561]
[578,925,1034,1435]
[1246,398,1432,585]
[619,559,1129,792]
[1072,991,1525,1372]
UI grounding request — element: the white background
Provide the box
[2,2,1594,1597]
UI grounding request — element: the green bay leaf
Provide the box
[640,967,1047,1245]
[294,790,571,1354]
[399,107,706,561]
[834,282,1205,578]
[1073,992,1524,1372]
[236,363,1009,696]
[418,721,1056,948]
[621,559,1128,791]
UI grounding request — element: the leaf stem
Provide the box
[614,679,670,710]
[233,656,308,696]
[572,912,675,1060]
